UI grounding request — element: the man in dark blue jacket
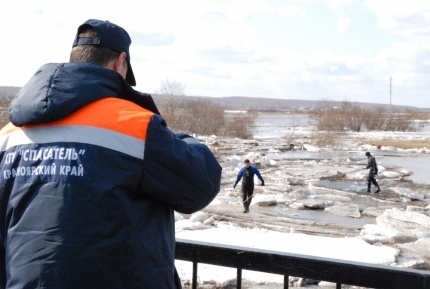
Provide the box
[0,19,222,289]
[233,159,264,213]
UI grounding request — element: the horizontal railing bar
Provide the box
[176,238,430,289]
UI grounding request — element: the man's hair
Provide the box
[69,29,126,70]
[365,152,371,156]
[244,159,250,163]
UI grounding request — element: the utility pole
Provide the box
[389,76,392,109]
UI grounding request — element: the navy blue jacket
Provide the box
[235,166,263,188]
[0,62,222,289]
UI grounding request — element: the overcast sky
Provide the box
[1,1,430,107]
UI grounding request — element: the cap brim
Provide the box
[126,60,136,86]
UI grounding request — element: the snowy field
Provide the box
[174,113,430,288]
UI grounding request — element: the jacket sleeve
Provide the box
[252,167,264,181]
[373,159,378,174]
[0,244,4,289]
[366,159,371,169]
[233,168,243,188]
[141,114,222,214]
[0,186,6,289]
[235,168,244,184]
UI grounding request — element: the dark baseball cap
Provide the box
[72,19,136,86]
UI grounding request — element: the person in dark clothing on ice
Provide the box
[366,151,381,193]
[233,159,265,213]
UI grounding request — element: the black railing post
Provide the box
[284,275,289,289]
[192,261,197,289]
[237,268,242,289]
[336,282,341,289]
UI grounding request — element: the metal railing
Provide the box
[175,238,430,289]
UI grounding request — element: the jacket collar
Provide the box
[10,62,159,126]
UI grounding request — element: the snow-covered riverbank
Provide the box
[175,119,430,288]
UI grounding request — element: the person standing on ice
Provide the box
[365,151,381,193]
[233,159,265,213]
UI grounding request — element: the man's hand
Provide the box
[260,180,265,186]
[233,181,238,189]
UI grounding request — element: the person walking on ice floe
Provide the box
[365,151,381,193]
[233,159,265,213]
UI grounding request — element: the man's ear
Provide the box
[113,52,128,76]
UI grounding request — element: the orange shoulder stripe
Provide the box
[28,97,154,140]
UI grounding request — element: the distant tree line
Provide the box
[155,79,256,139]
[309,100,425,132]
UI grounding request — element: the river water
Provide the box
[254,113,430,185]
